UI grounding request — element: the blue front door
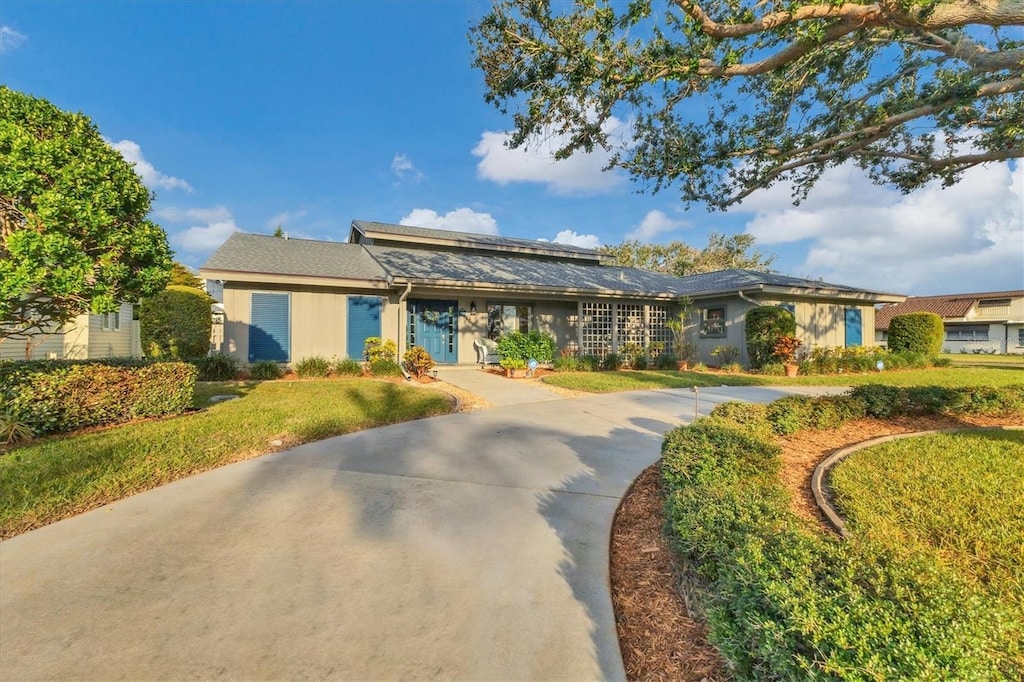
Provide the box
[409,299,458,363]
[845,308,862,347]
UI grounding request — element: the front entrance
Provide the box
[844,308,862,347]
[409,299,458,363]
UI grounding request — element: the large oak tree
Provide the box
[601,232,776,274]
[472,0,1023,209]
[1,87,172,340]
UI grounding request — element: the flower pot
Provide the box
[676,360,690,371]
[785,363,799,377]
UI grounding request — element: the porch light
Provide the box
[470,301,477,314]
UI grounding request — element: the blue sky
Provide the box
[2,1,1021,295]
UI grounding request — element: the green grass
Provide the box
[830,429,1024,609]
[542,366,1024,393]
[941,353,1024,367]
[0,379,453,538]
[192,380,259,408]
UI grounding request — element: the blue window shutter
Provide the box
[347,296,382,359]
[250,293,290,362]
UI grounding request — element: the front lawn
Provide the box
[0,379,453,538]
[542,365,1024,393]
[941,352,1024,367]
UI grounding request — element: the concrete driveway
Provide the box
[0,385,834,680]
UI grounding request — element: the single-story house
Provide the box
[876,290,1024,354]
[200,221,904,367]
[0,302,142,361]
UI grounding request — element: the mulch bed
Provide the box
[610,411,1024,681]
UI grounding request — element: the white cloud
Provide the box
[266,209,307,229]
[391,153,424,183]
[546,230,601,249]
[739,162,1024,294]
[472,116,628,194]
[159,205,240,257]
[400,207,499,235]
[109,139,192,192]
[626,210,690,241]
[0,26,27,53]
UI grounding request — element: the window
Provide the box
[945,325,989,341]
[250,292,290,362]
[978,298,1011,307]
[1018,328,1024,347]
[700,307,726,337]
[486,303,531,340]
[101,311,120,331]
[580,301,613,357]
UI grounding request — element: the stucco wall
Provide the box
[691,296,756,365]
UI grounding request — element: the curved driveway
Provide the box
[1,384,833,680]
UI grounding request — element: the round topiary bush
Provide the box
[745,306,796,369]
[140,285,212,360]
[887,312,944,356]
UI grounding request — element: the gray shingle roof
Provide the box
[201,232,388,281]
[675,269,891,296]
[351,220,605,260]
[364,244,693,295]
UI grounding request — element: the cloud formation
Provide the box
[391,153,424,183]
[626,210,690,241]
[739,162,1023,295]
[110,139,193,192]
[0,26,27,53]
[400,207,499,235]
[157,205,240,257]
[472,117,627,194]
[540,230,601,249]
[266,209,307,229]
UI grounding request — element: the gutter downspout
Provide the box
[738,290,762,307]
[397,282,412,381]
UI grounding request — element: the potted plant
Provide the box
[500,356,527,378]
[666,297,697,370]
[773,335,803,376]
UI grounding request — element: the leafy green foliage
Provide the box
[601,353,624,371]
[0,87,172,339]
[710,345,740,365]
[402,346,435,378]
[602,234,775,276]
[888,312,945,356]
[168,262,203,289]
[363,337,397,363]
[496,330,556,363]
[294,356,332,378]
[471,1,1022,210]
[0,408,33,449]
[140,285,212,360]
[193,353,240,381]
[745,307,796,369]
[0,360,195,436]
[249,360,283,380]
[369,359,403,377]
[333,357,363,376]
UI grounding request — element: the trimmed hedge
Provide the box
[664,389,1024,679]
[496,330,556,363]
[888,312,944,356]
[0,360,196,436]
[745,306,796,369]
[141,285,213,360]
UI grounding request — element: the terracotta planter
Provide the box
[504,367,524,378]
[676,360,690,371]
[785,363,799,377]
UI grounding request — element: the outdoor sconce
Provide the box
[469,301,477,314]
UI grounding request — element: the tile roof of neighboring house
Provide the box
[364,244,694,295]
[202,232,389,281]
[351,220,606,261]
[673,268,893,296]
[875,290,1024,330]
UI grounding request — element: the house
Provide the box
[200,221,903,367]
[875,290,1024,354]
[0,302,142,361]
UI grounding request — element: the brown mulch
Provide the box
[610,411,1024,681]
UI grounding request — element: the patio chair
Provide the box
[474,338,500,366]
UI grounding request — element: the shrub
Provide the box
[294,356,332,378]
[363,337,397,363]
[709,401,773,438]
[249,360,283,380]
[579,354,602,372]
[0,361,195,436]
[721,361,743,374]
[772,335,802,364]
[553,351,580,372]
[193,353,240,381]
[369,359,403,377]
[710,345,740,365]
[766,394,817,435]
[633,355,649,370]
[850,384,910,418]
[403,346,435,378]
[888,312,944,356]
[745,306,796,369]
[759,362,786,376]
[0,408,34,448]
[601,353,624,371]
[140,285,212,360]
[655,354,678,370]
[333,357,363,376]
[500,357,527,371]
[496,330,556,363]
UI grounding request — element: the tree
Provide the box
[169,262,203,289]
[601,232,775,275]
[140,286,213,360]
[272,225,285,238]
[0,87,172,340]
[471,0,1023,209]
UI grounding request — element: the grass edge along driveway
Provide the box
[0,379,453,539]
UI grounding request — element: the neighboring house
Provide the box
[0,302,143,361]
[199,221,903,367]
[876,291,1024,354]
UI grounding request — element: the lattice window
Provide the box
[617,303,645,358]
[647,305,671,357]
[580,301,613,357]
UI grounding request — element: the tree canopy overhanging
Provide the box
[0,87,172,340]
[601,232,776,275]
[471,0,1024,209]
